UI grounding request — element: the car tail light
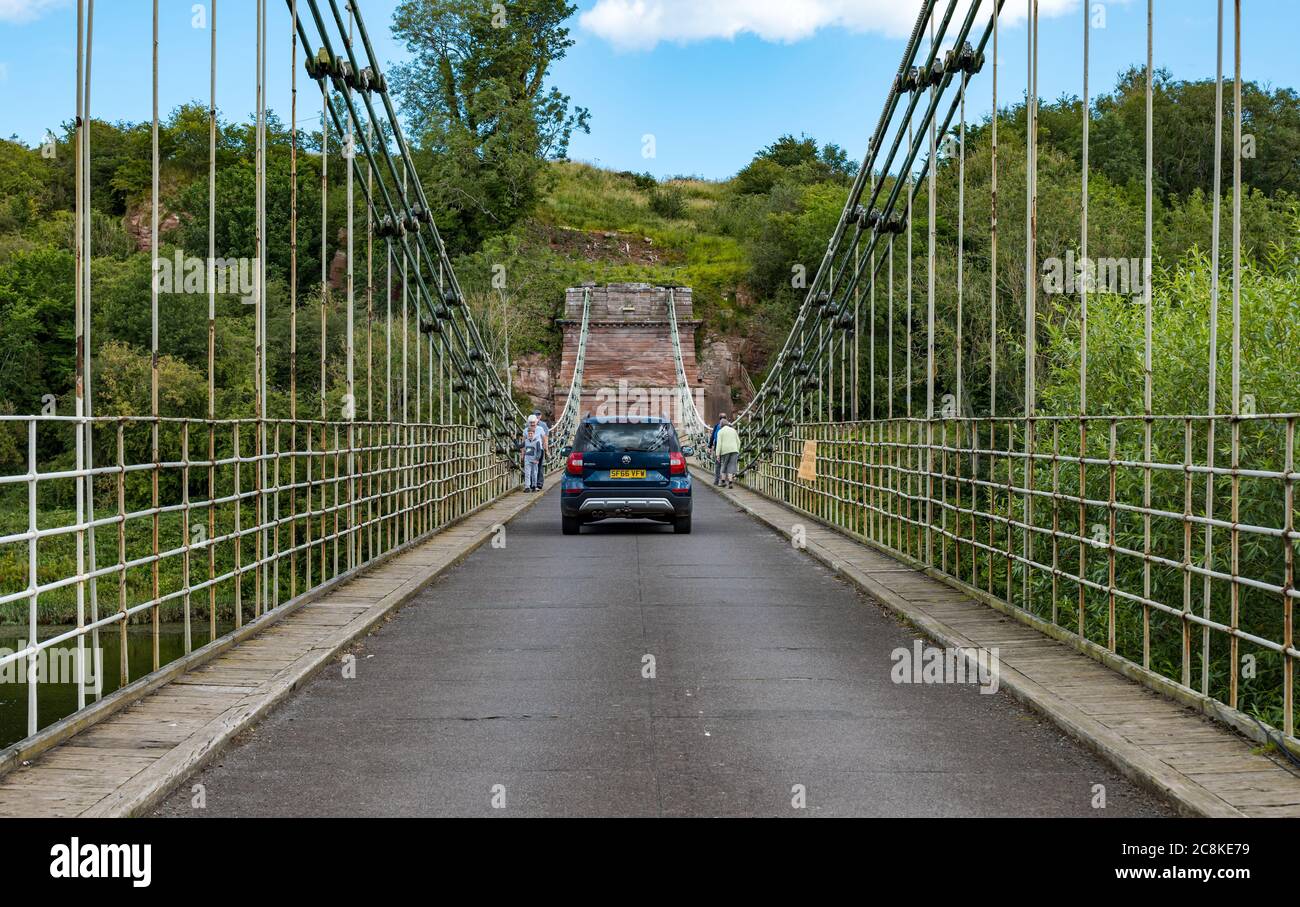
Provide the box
[566,451,584,475]
[669,451,685,475]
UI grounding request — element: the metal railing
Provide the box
[0,0,552,752]
[746,414,1297,749]
[545,287,591,466]
[727,0,1298,753]
[666,288,713,452]
[739,366,757,405]
[0,413,512,745]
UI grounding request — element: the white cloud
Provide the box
[580,0,1081,52]
[0,0,67,24]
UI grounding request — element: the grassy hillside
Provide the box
[453,162,754,368]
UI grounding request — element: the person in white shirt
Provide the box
[521,425,544,492]
[531,411,549,442]
[524,414,549,490]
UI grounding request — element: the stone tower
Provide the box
[553,283,704,426]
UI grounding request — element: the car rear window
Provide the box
[577,422,678,453]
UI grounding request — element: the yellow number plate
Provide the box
[609,469,646,479]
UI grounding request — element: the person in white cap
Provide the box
[521,423,544,492]
[524,414,548,489]
[531,410,550,445]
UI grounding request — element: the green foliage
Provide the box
[173,144,327,289]
[0,60,1295,425]
[93,339,208,419]
[0,138,59,224]
[734,134,853,195]
[860,73,1300,423]
[623,170,657,191]
[1030,67,1300,203]
[0,246,76,414]
[390,0,590,252]
[733,156,787,197]
[1027,229,1300,722]
[537,161,685,233]
[1040,228,1300,419]
[648,185,687,220]
[455,231,575,360]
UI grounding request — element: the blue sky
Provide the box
[0,1,1294,180]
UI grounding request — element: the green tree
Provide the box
[1034,67,1300,203]
[734,134,854,196]
[0,247,76,414]
[390,0,590,252]
[173,128,327,292]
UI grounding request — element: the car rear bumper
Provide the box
[561,488,691,521]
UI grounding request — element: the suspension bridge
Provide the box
[0,0,1297,818]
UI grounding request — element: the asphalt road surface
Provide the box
[156,483,1172,817]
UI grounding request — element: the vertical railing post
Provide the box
[116,423,128,685]
[149,0,161,671]
[26,420,38,738]
[1283,418,1295,739]
[233,421,243,628]
[182,421,192,652]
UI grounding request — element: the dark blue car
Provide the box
[560,416,693,535]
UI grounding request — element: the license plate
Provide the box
[608,469,646,479]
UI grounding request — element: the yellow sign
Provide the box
[797,439,818,482]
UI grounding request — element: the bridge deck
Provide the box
[704,475,1300,818]
[0,481,554,818]
[6,477,1297,817]
[148,483,1175,818]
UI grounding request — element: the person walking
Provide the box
[709,413,728,485]
[527,412,549,460]
[715,419,740,488]
[521,424,544,492]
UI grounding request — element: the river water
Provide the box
[0,622,234,750]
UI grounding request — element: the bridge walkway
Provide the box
[0,478,557,818]
[151,482,1173,818]
[702,472,1300,819]
[7,473,1297,817]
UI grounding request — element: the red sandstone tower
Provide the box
[553,283,705,427]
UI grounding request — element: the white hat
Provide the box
[527,414,538,423]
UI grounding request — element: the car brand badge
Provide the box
[621,455,631,465]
